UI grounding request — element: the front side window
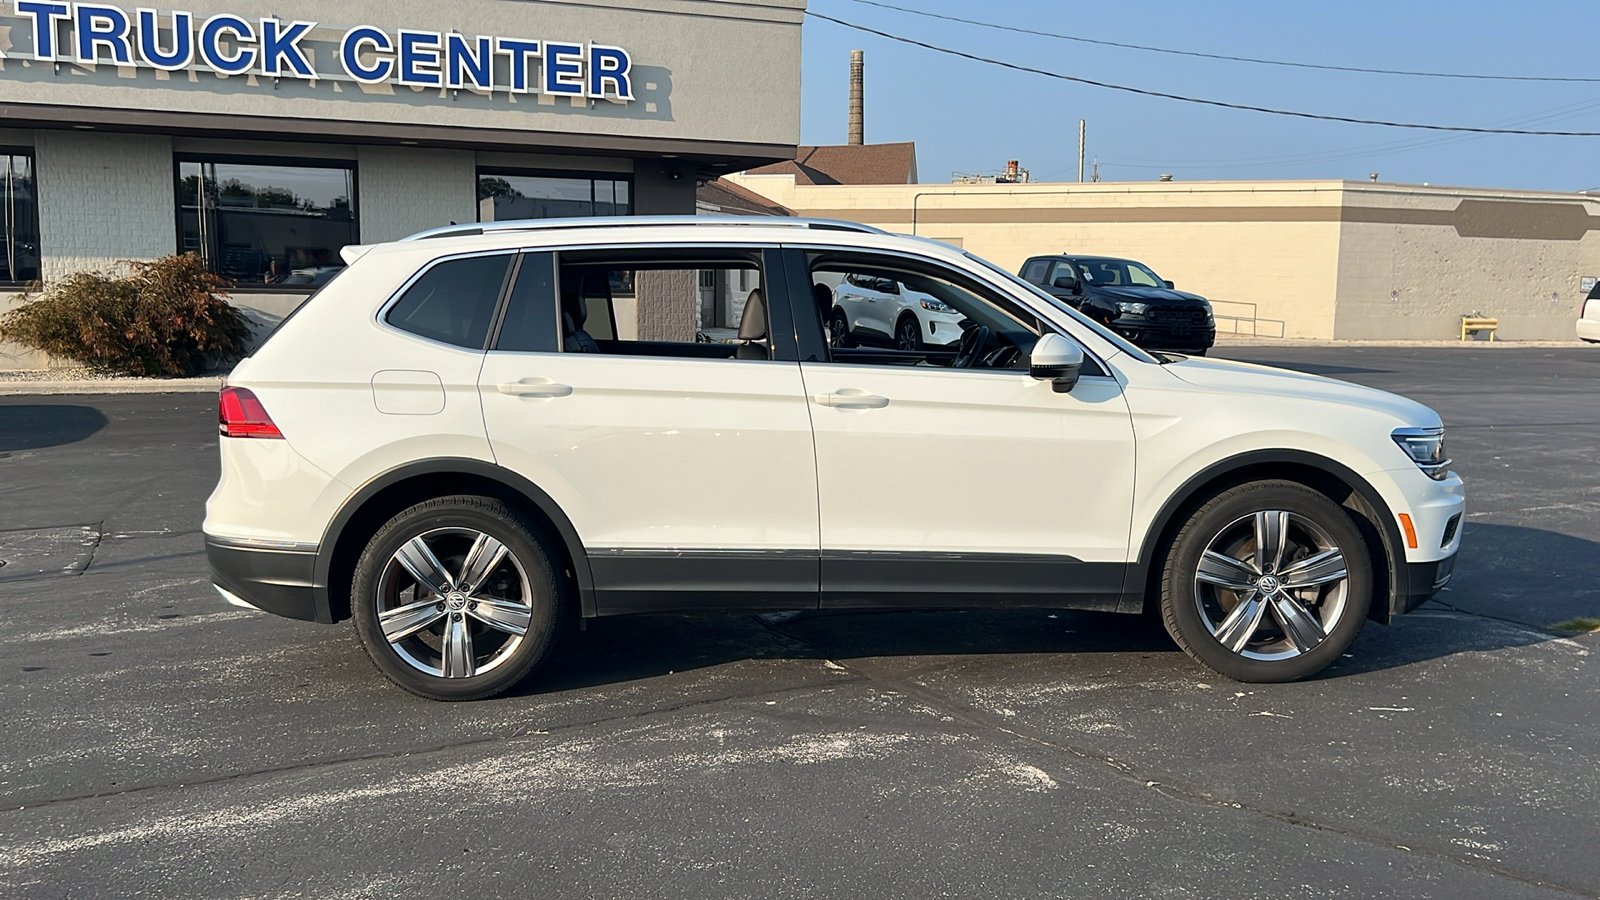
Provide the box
[556,251,770,360]
[478,171,631,221]
[177,159,358,286]
[1,152,40,285]
[387,254,512,350]
[1048,261,1079,289]
[814,252,1043,372]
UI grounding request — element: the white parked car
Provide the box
[1580,283,1600,343]
[827,273,967,350]
[206,216,1464,700]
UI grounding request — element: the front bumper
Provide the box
[1396,553,1457,616]
[1112,319,1216,350]
[206,538,322,622]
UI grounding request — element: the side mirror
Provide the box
[1052,275,1079,293]
[1029,333,1084,393]
[1164,280,1175,289]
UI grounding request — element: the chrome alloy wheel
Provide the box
[1192,510,1350,661]
[375,527,534,679]
[896,317,921,351]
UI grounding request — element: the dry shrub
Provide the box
[0,255,251,376]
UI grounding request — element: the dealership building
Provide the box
[0,0,801,363]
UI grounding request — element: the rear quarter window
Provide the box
[386,254,513,350]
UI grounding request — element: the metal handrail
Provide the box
[1209,299,1286,338]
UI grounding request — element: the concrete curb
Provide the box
[0,377,224,396]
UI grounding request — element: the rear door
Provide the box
[477,248,820,615]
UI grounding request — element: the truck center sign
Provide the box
[5,1,635,99]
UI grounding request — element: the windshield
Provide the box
[1074,257,1166,288]
[963,252,1162,365]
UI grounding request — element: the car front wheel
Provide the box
[352,495,563,701]
[1159,480,1373,682]
[895,315,924,351]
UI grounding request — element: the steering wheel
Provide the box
[951,325,991,369]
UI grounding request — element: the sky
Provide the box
[798,0,1600,190]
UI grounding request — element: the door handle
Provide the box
[497,378,573,398]
[814,389,890,409]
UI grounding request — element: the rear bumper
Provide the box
[205,538,325,623]
[1577,318,1600,341]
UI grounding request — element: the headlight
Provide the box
[1116,301,1148,317]
[1392,427,1450,481]
[920,300,954,314]
[1201,300,1215,324]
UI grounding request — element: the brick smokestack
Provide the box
[848,50,864,146]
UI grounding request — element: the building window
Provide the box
[177,158,357,287]
[477,170,631,222]
[1,152,40,285]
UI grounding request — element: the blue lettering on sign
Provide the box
[588,45,632,100]
[16,1,72,62]
[543,41,583,95]
[495,38,540,93]
[75,3,133,64]
[396,30,441,87]
[198,13,256,74]
[137,8,193,70]
[340,25,392,84]
[6,4,637,102]
[259,17,314,78]
[444,33,492,90]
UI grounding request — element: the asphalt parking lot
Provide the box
[1,345,1597,899]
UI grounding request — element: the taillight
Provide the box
[219,387,284,439]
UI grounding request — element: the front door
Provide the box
[477,249,820,614]
[795,250,1137,609]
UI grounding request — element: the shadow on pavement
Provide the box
[0,404,109,452]
[521,523,1595,693]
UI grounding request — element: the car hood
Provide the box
[1092,285,1207,303]
[1164,356,1441,427]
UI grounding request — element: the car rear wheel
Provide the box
[1159,480,1372,682]
[352,495,563,701]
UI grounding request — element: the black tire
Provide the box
[352,495,564,701]
[1159,480,1372,683]
[1190,347,1209,357]
[828,308,854,348]
[895,314,924,351]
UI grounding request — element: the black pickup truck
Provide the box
[1019,254,1216,355]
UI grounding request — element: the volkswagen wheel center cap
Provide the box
[1257,575,1281,593]
[446,591,469,610]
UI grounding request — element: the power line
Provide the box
[843,0,1600,84]
[804,11,1600,136]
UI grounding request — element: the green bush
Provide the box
[0,255,252,377]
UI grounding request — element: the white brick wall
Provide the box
[35,131,175,282]
[356,147,477,244]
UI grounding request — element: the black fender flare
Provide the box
[311,458,594,623]
[1125,449,1410,622]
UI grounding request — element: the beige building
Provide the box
[726,174,1600,341]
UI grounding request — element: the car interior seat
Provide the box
[736,289,769,360]
[561,275,602,353]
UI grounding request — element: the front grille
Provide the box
[1441,513,1461,548]
[1147,306,1208,326]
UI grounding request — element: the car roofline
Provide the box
[401,215,890,243]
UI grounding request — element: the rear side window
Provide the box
[387,254,512,349]
[1021,259,1049,284]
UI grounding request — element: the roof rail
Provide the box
[400,215,889,242]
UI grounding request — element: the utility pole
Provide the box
[1077,119,1086,183]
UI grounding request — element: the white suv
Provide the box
[205,217,1464,700]
[826,273,967,350]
